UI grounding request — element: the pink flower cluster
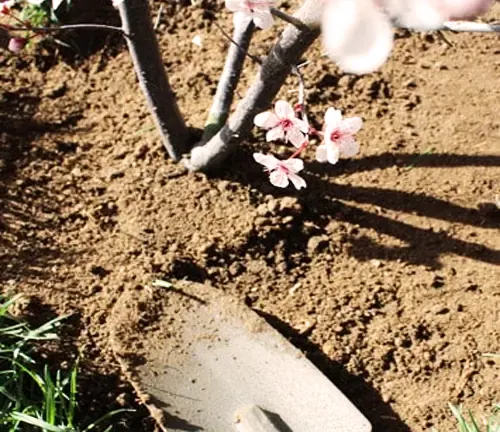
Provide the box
[224,0,493,74]
[225,0,275,30]
[253,101,363,189]
[322,0,494,74]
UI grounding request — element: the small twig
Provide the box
[270,7,310,31]
[154,4,164,30]
[436,30,453,47]
[393,19,500,33]
[212,19,261,65]
[291,64,308,124]
[454,360,478,398]
[440,20,500,33]
[8,23,128,36]
[289,65,309,159]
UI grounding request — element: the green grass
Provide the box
[448,353,500,432]
[449,403,500,432]
[0,294,130,432]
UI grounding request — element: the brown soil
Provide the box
[1,1,499,431]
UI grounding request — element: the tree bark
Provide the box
[117,0,189,161]
[202,20,255,141]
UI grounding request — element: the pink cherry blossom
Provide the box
[254,100,309,148]
[253,152,306,189]
[316,108,363,165]
[0,1,14,15]
[322,0,494,75]
[322,0,394,75]
[225,0,275,30]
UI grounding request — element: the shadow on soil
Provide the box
[0,88,83,285]
[37,0,123,68]
[212,145,500,270]
[258,310,411,432]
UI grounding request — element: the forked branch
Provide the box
[186,0,321,171]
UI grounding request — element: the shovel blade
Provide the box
[112,282,371,432]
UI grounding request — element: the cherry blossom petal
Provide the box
[384,0,445,30]
[326,144,340,165]
[270,169,289,188]
[225,0,245,12]
[338,136,360,158]
[286,127,306,148]
[266,126,285,142]
[324,108,342,126]
[254,111,280,129]
[322,0,393,74]
[294,117,310,134]
[8,37,27,53]
[251,8,274,30]
[253,152,279,170]
[339,117,363,135]
[316,144,329,163]
[441,0,493,19]
[274,100,295,119]
[288,173,307,190]
[282,158,304,174]
[233,11,253,28]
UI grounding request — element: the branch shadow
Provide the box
[308,152,500,176]
[257,310,411,432]
[210,146,499,269]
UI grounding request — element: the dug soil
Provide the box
[1,1,499,431]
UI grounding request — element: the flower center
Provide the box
[280,118,293,130]
[276,163,290,175]
[329,129,342,142]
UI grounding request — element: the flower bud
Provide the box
[8,37,27,53]
[0,1,14,16]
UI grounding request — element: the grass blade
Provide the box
[10,411,66,432]
[83,408,135,431]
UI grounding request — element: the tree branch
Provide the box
[186,0,321,171]
[7,23,127,34]
[202,19,255,141]
[117,0,189,161]
[270,7,310,31]
[440,20,500,33]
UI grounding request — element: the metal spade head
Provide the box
[111,281,371,432]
